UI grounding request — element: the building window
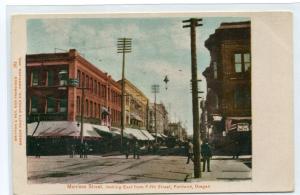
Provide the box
[31,96,38,113]
[82,72,85,88]
[234,53,251,73]
[98,104,101,118]
[58,69,68,86]
[94,102,97,118]
[90,101,93,117]
[234,87,251,109]
[90,78,93,93]
[32,70,39,86]
[213,94,219,109]
[60,98,67,113]
[102,85,106,98]
[47,97,55,113]
[47,70,55,86]
[94,80,97,95]
[108,89,111,101]
[98,82,101,97]
[244,53,251,72]
[213,61,217,79]
[77,96,80,114]
[86,100,89,116]
[77,70,81,87]
[86,75,89,89]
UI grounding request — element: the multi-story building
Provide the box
[26,49,122,154]
[117,79,149,129]
[148,103,168,136]
[26,49,121,133]
[203,21,251,154]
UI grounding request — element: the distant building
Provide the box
[203,21,251,154]
[148,103,168,135]
[168,122,187,141]
[117,79,149,129]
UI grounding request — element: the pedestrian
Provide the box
[72,144,76,157]
[186,139,194,164]
[201,140,212,172]
[147,142,151,154]
[35,141,41,158]
[69,143,76,158]
[84,142,89,159]
[125,140,130,159]
[233,141,240,159]
[80,142,84,158]
[184,140,189,156]
[133,140,140,159]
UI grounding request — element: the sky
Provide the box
[27,16,249,135]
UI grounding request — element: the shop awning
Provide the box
[110,127,134,139]
[93,124,115,137]
[130,113,142,121]
[160,133,168,138]
[141,130,155,141]
[27,121,101,138]
[151,133,167,140]
[125,128,149,141]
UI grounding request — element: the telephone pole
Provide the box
[151,84,159,144]
[77,86,90,144]
[117,38,132,152]
[183,18,202,178]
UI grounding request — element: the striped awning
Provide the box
[27,121,102,138]
[125,128,149,141]
[141,130,155,141]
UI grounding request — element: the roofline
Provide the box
[117,79,148,100]
[26,49,121,91]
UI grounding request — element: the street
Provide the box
[28,154,251,183]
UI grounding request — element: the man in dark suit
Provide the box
[201,140,212,172]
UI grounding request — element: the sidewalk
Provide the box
[188,158,251,181]
[212,155,252,160]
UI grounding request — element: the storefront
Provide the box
[27,121,102,155]
[225,117,252,155]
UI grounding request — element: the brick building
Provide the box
[26,49,121,127]
[26,49,123,155]
[117,79,149,129]
[203,21,251,154]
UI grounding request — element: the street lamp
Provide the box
[151,84,160,144]
[163,75,169,90]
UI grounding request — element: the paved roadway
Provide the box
[28,155,194,183]
[28,155,251,184]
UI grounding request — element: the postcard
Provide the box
[11,11,293,194]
